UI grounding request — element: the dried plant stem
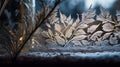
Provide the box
[0,0,8,16]
[12,0,60,63]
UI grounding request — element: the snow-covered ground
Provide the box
[1,45,120,63]
[25,52,120,59]
[31,45,120,52]
[17,51,120,63]
[19,45,120,63]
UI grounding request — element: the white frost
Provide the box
[25,52,120,61]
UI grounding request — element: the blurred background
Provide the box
[58,0,119,18]
[36,0,120,18]
[1,0,120,20]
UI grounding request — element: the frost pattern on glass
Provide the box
[32,8,120,47]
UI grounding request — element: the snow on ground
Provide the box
[35,45,120,52]
[25,52,120,58]
[1,45,120,63]
[20,45,120,62]
[20,51,120,62]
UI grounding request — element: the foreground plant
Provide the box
[0,0,61,62]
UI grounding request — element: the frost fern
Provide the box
[40,8,120,47]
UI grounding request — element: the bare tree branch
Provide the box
[0,0,8,16]
[11,0,61,62]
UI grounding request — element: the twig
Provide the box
[0,0,8,16]
[12,0,61,62]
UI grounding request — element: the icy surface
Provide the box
[21,52,120,62]
[35,45,120,52]
[26,52,120,57]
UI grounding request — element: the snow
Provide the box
[21,45,120,62]
[1,44,120,62]
[37,45,120,52]
[26,52,120,58]
[21,51,120,62]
